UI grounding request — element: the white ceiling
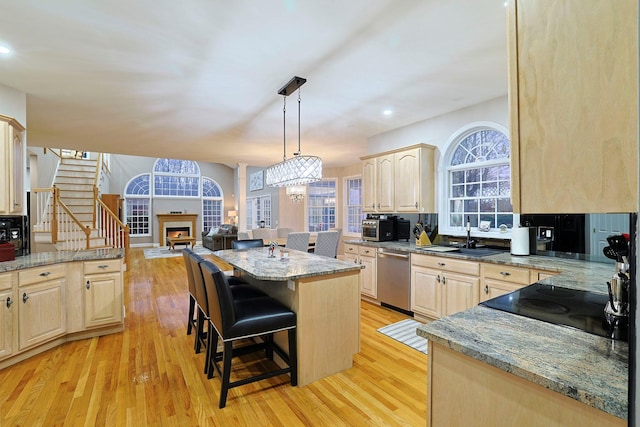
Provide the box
[0,0,508,168]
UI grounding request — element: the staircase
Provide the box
[32,152,130,264]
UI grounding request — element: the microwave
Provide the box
[362,219,394,242]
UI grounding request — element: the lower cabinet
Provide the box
[83,260,124,328]
[0,272,15,359]
[411,254,480,319]
[0,257,124,367]
[480,263,558,302]
[344,244,377,299]
[18,265,66,351]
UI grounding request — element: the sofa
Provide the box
[202,224,237,251]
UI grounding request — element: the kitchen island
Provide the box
[213,246,364,386]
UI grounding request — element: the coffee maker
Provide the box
[603,235,630,327]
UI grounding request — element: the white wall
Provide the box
[367,96,508,154]
[0,83,26,126]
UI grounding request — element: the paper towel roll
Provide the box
[511,227,530,256]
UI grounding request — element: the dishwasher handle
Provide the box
[378,250,410,260]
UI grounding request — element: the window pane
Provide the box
[480,198,496,212]
[451,170,465,184]
[497,198,513,212]
[126,198,150,235]
[482,182,497,197]
[346,177,364,234]
[464,199,478,212]
[308,180,336,232]
[465,183,479,197]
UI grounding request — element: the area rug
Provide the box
[377,319,428,354]
[143,245,214,260]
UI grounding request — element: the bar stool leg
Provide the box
[288,328,298,386]
[219,341,234,408]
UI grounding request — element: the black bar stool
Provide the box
[182,248,198,336]
[200,260,297,408]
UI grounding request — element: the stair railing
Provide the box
[55,193,92,251]
[94,188,130,265]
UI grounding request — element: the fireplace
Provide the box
[166,227,190,239]
[156,213,198,247]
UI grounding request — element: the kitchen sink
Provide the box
[456,247,504,257]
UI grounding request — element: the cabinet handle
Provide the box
[415,202,418,208]
[436,275,441,283]
[437,262,446,267]
[98,265,109,270]
[86,280,91,290]
[6,297,12,308]
[22,292,29,303]
[39,271,51,277]
[364,250,370,254]
[348,248,354,252]
[500,271,511,276]
[442,276,446,285]
[484,285,489,294]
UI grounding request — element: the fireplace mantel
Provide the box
[157,213,198,247]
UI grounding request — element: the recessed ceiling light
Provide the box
[0,46,11,55]
[383,109,393,116]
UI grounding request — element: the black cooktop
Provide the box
[480,283,628,341]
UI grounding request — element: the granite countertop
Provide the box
[0,248,125,273]
[213,247,363,281]
[345,239,627,419]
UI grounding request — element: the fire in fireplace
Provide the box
[166,227,190,239]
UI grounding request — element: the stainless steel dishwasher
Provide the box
[377,248,412,314]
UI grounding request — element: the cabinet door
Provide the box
[362,159,377,212]
[480,279,523,303]
[376,155,394,212]
[18,279,66,350]
[508,0,638,213]
[84,272,123,328]
[443,272,479,317]
[395,148,421,212]
[0,289,15,360]
[411,266,441,318]
[9,125,24,214]
[360,253,377,298]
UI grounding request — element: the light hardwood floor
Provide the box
[0,248,427,426]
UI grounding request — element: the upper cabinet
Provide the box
[361,144,435,214]
[508,0,638,213]
[0,115,26,214]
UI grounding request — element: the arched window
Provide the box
[443,124,514,235]
[202,177,224,231]
[124,174,151,236]
[153,158,200,197]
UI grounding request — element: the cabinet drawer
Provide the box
[84,259,122,275]
[344,244,359,256]
[483,263,531,285]
[411,254,479,276]
[359,246,376,258]
[0,272,12,291]
[19,264,66,286]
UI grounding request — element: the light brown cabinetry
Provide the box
[507,0,638,213]
[0,115,26,214]
[83,259,123,328]
[361,144,435,213]
[18,264,66,350]
[0,273,15,359]
[411,254,479,319]
[480,263,558,302]
[344,243,377,298]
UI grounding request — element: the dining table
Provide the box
[213,246,363,386]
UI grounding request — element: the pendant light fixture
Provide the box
[265,76,322,189]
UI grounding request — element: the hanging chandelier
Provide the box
[265,76,322,188]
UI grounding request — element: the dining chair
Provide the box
[277,227,293,238]
[181,248,198,336]
[285,232,310,252]
[237,231,251,240]
[314,231,340,258]
[251,228,274,241]
[200,260,297,408]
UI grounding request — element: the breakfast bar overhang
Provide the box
[213,247,364,386]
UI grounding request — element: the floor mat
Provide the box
[377,319,428,354]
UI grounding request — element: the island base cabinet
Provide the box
[427,342,625,427]
[18,279,66,351]
[84,272,123,328]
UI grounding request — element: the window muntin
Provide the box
[202,177,224,231]
[153,158,200,197]
[345,176,364,235]
[124,174,151,236]
[308,179,336,232]
[447,129,513,231]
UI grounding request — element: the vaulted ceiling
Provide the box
[0,0,508,167]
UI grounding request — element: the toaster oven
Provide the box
[361,219,394,242]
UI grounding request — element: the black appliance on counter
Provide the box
[0,215,29,257]
[520,214,586,253]
[362,215,395,242]
[480,283,628,341]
